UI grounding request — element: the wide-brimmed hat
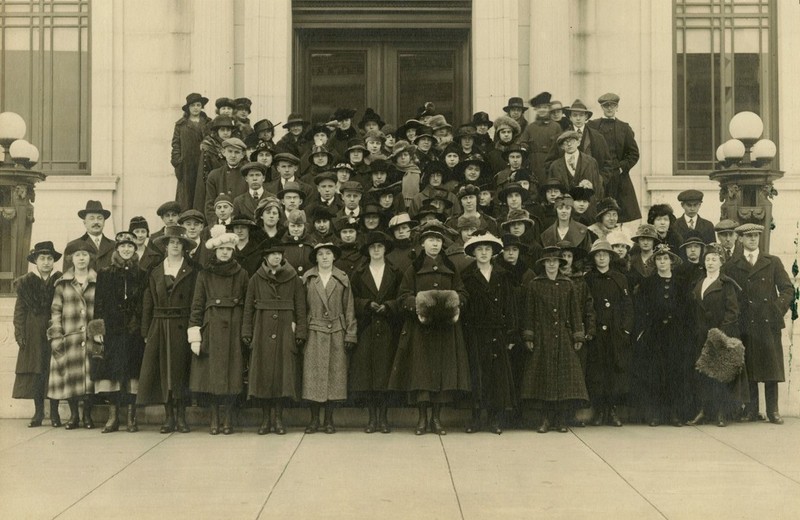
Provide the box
[282,113,309,129]
[153,225,195,251]
[587,240,615,259]
[563,99,593,119]
[128,216,149,233]
[595,197,621,221]
[178,209,206,226]
[464,233,504,257]
[345,138,369,156]
[454,154,487,179]
[215,97,236,110]
[501,209,535,230]
[309,242,341,264]
[210,115,236,130]
[114,231,137,249]
[498,182,530,203]
[396,118,423,139]
[226,217,258,231]
[501,143,529,162]
[78,200,111,219]
[537,246,568,268]
[529,92,552,107]
[27,241,62,264]
[631,224,658,241]
[501,233,528,253]
[680,231,706,249]
[606,230,633,250]
[360,231,394,256]
[205,224,239,250]
[413,126,435,144]
[652,244,682,266]
[538,178,567,196]
[428,115,452,133]
[240,162,268,178]
[277,181,306,200]
[647,203,676,225]
[369,181,402,199]
[182,92,208,112]
[388,212,418,230]
[390,140,417,160]
[358,108,385,129]
[333,108,357,121]
[471,111,493,128]
[503,97,528,113]
[253,119,277,134]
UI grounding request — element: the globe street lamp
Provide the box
[710,111,782,252]
[0,111,47,293]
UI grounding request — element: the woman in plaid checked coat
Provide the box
[47,242,98,430]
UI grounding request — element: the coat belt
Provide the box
[205,297,242,309]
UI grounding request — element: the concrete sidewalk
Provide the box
[1,418,798,520]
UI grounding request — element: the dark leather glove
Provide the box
[345,341,356,353]
[295,338,306,351]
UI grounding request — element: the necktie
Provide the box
[748,253,756,266]
[567,155,577,172]
[577,127,582,135]
[688,218,695,229]
[349,210,355,217]
[252,191,258,200]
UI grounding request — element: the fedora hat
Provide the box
[282,113,309,129]
[27,241,62,264]
[563,99,593,119]
[503,97,528,113]
[153,225,196,251]
[78,200,111,219]
[360,230,394,256]
[210,115,236,130]
[464,232,504,257]
[253,119,278,134]
[309,242,341,264]
[182,92,208,112]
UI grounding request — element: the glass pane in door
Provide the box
[308,50,367,123]
[397,51,455,124]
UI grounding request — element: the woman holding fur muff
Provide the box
[89,232,147,433]
[188,225,250,435]
[686,243,749,427]
[388,222,471,436]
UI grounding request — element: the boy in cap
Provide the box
[233,162,273,220]
[178,209,206,262]
[587,93,641,222]
[266,153,314,202]
[673,189,715,245]
[722,223,794,424]
[304,171,343,217]
[64,200,115,272]
[548,131,605,202]
[520,92,562,183]
[337,181,364,219]
[204,137,248,223]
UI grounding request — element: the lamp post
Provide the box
[710,111,782,253]
[0,112,46,294]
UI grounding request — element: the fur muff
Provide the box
[695,327,745,383]
[86,319,105,337]
[416,290,460,325]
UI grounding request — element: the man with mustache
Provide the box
[63,200,115,272]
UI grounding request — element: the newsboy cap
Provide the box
[597,93,621,105]
[677,189,704,203]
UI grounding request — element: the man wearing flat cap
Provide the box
[64,200,115,272]
[587,93,641,222]
[265,152,315,203]
[673,189,715,245]
[204,137,248,223]
[723,223,794,424]
[714,219,741,261]
[520,91,562,184]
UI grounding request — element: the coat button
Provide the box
[601,325,608,331]
[664,295,669,299]
[273,314,278,319]
[298,266,304,272]
[215,299,221,304]
[327,324,332,329]
[605,302,611,308]
[271,334,276,339]
[433,283,439,287]
[81,341,86,346]
[324,312,329,316]
[433,266,438,271]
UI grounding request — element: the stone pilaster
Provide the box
[190,0,235,100]
[528,0,571,104]
[472,0,519,116]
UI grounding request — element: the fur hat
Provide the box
[128,216,150,234]
[493,115,521,136]
[286,209,307,226]
[114,231,137,249]
[647,203,676,225]
[695,328,745,383]
[595,197,621,221]
[415,290,460,325]
[205,224,239,250]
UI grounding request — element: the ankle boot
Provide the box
[222,401,234,435]
[175,399,190,433]
[555,410,569,433]
[82,397,95,429]
[378,402,390,434]
[608,406,623,427]
[590,405,605,426]
[28,398,45,427]
[258,404,271,435]
[765,382,783,424]
[210,404,220,435]
[489,410,503,435]
[687,409,705,426]
[274,402,286,435]
[415,404,428,435]
[430,403,446,435]
[365,403,378,434]
[323,403,336,434]
[126,404,138,432]
[465,408,481,434]
[305,403,320,434]
[741,382,760,422]
[536,413,550,434]
[50,399,62,427]
[65,398,80,430]
[102,400,120,433]
[160,401,176,433]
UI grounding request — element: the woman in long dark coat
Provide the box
[138,226,198,433]
[687,244,749,427]
[461,233,517,434]
[350,232,401,434]
[89,232,146,433]
[194,115,235,212]
[631,244,686,426]
[188,226,250,435]
[521,248,588,433]
[388,222,471,436]
[242,246,307,435]
[171,93,211,211]
[13,242,62,427]
[584,240,634,427]
[47,243,97,430]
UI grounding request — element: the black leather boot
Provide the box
[765,382,783,425]
[28,398,44,427]
[608,406,623,427]
[305,403,320,433]
[741,382,760,422]
[126,403,138,433]
[160,400,175,434]
[258,404,271,435]
[222,401,234,435]
[274,402,286,435]
[175,399,190,433]
[465,408,481,434]
[415,404,428,435]
[365,402,378,434]
[49,399,62,427]
[65,398,80,430]
[102,397,120,434]
[687,409,705,426]
[82,397,95,429]
[489,410,503,435]
[323,402,336,434]
[209,404,220,435]
[590,404,605,426]
[378,402,390,434]
[430,403,446,435]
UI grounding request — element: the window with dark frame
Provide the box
[0,0,90,175]
[674,0,776,175]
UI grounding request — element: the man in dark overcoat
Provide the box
[63,200,115,272]
[586,93,641,222]
[722,223,794,424]
[519,92,562,185]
